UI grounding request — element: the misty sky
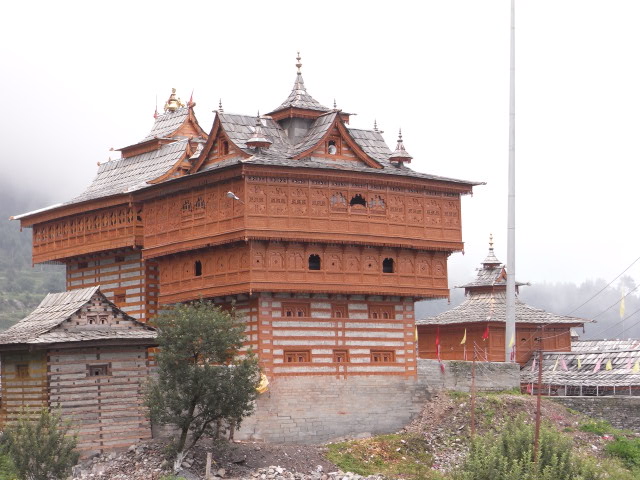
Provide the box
[1,0,639,290]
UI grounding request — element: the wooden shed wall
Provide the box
[48,345,152,455]
[417,324,573,366]
[0,351,48,425]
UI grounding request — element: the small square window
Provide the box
[371,350,395,363]
[284,351,310,363]
[16,364,29,378]
[87,364,110,377]
[332,304,348,319]
[333,350,349,363]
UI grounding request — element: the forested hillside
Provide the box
[0,183,65,329]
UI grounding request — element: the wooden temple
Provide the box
[0,287,157,455]
[13,54,480,381]
[416,236,589,365]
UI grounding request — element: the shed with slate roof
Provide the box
[520,339,640,396]
[416,236,590,365]
[0,286,157,456]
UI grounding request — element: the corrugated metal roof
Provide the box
[416,291,588,326]
[0,286,156,346]
[520,339,640,387]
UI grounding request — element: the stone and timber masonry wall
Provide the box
[236,358,520,443]
[552,397,640,434]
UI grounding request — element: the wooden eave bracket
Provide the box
[293,116,382,169]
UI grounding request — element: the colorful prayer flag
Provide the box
[482,324,489,341]
[440,362,445,373]
[620,288,626,318]
[605,359,613,371]
[531,358,536,372]
[561,357,568,371]
[593,357,602,373]
[460,329,467,345]
[435,327,440,346]
[627,357,632,371]
[508,334,515,348]
[577,356,582,369]
[552,358,559,371]
[633,360,640,373]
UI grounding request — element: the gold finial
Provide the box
[164,88,185,112]
[489,233,494,250]
[296,52,302,74]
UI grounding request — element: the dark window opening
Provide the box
[308,254,321,270]
[371,350,395,363]
[87,364,110,377]
[78,262,88,269]
[221,140,229,155]
[194,260,202,277]
[16,364,29,378]
[114,290,126,306]
[350,194,367,207]
[284,351,310,363]
[333,350,349,363]
[383,258,395,273]
[115,255,125,263]
[87,315,97,325]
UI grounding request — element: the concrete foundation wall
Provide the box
[552,397,640,433]
[237,358,520,443]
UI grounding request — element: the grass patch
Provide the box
[447,391,470,400]
[579,419,615,435]
[326,433,439,479]
[606,436,640,470]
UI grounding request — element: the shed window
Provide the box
[16,364,29,378]
[194,260,202,277]
[350,194,367,208]
[382,258,395,273]
[308,254,321,270]
[87,364,110,377]
[284,351,310,363]
[371,350,395,363]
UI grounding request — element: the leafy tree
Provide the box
[0,408,79,480]
[145,300,259,472]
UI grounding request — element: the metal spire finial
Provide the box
[489,233,494,250]
[389,128,412,165]
[333,98,337,109]
[373,119,378,132]
[218,99,224,113]
[296,52,302,75]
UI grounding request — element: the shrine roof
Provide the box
[68,139,190,204]
[415,291,589,326]
[141,106,190,142]
[520,340,640,387]
[270,71,330,114]
[212,113,478,186]
[0,286,156,346]
[457,241,526,290]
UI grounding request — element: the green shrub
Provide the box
[579,419,614,436]
[0,408,79,480]
[605,436,640,469]
[452,415,607,480]
[0,453,17,480]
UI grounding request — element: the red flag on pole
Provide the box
[482,324,489,341]
[435,327,441,361]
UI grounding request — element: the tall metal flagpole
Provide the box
[506,0,516,362]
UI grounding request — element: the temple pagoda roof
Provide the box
[141,106,191,142]
[457,235,526,292]
[69,138,203,205]
[416,291,589,326]
[268,53,330,115]
[0,286,156,347]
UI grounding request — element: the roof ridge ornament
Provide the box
[164,88,185,113]
[246,111,272,151]
[296,51,302,75]
[218,99,224,113]
[388,128,412,166]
